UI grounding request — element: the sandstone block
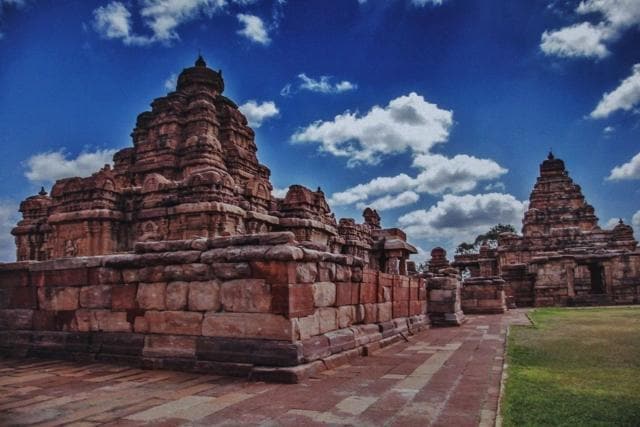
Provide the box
[392,301,409,318]
[351,267,363,282]
[111,284,138,310]
[337,305,356,328]
[359,281,376,304]
[8,287,37,309]
[220,279,270,312]
[318,307,338,334]
[134,316,148,333]
[281,284,314,318]
[202,312,293,340]
[250,261,296,285]
[75,309,131,332]
[143,335,196,358]
[211,262,251,280]
[79,285,111,308]
[136,282,166,310]
[145,311,203,335]
[312,282,336,307]
[166,281,189,310]
[0,309,33,330]
[336,282,357,306]
[363,303,377,324]
[301,335,331,362]
[189,281,221,312]
[377,302,392,322]
[122,269,139,284]
[137,266,165,283]
[37,287,79,311]
[335,265,351,282]
[296,262,318,283]
[0,270,29,288]
[317,262,336,282]
[295,311,320,340]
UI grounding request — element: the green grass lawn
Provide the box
[502,307,640,427]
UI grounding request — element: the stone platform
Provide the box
[0,310,530,426]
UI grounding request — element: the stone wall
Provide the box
[0,232,428,382]
[461,277,507,314]
[424,269,465,326]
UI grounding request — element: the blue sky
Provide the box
[0,0,639,261]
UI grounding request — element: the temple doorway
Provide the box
[588,263,605,294]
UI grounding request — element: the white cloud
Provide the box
[411,154,508,194]
[272,186,289,198]
[93,0,262,46]
[633,210,640,229]
[24,148,118,183]
[238,100,279,128]
[607,152,640,180]
[356,190,419,211]
[236,13,270,45]
[603,125,615,134]
[297,74,357,94]
[540,22,611,59]
[411,0,446,6]
[604,217,622,229]
[398,193,526,243]
[540,0,640,59]
[0,200,19,262]
[591,64,640,118]
[292,92,453,166]
[164,73,177,91]
[328,154,507,207]
[484,181,506,192]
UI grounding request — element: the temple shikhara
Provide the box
[0,58,638,381]
[454,152,640,308]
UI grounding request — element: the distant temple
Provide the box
[454,152,640,306]
[11,56,416,273]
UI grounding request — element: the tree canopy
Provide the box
[455,224,517,254]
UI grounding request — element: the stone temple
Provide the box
[0,57,429,381]
[453,152,640,308]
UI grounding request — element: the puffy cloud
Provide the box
[329,173,415,206]
[271,186,289,198]
[604,217,622,229]
[238,100,279,128]
[540,0,640,59]
[606,151,640,180]
[484,181,506,192]
[590,64,640,118]
[24,148,118,183]
[0,200,19,262]
[236,13,270,45]
[328,154,507,207]
[411,154,508,194]
[398,193,526,243]
[411,0,446,6]
[164,73,177,91]
[603,125,615,134]
[356,191,419,211]
[540,22,611,59]
[292,92,453,166]
[93,0,263,46]
[633,210,640,229]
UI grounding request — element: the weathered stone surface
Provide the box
[111,284,138,310]
[0,309,33,330]
[220,279,270,313]
[37,287,79,311]
[136,282,166,310]
[166,281,189,310]
[337,305,356,328]
[202,312,293,340]
[145,311,202,335]
[295,311,320,340]
[143,335,196,358]
[188,281,221,312]
[296,262,318,283]
[211,263,251,280]
[317,307,338,334]
[79,285,111,308]
[312,282,336,307]
[75,309,131,332]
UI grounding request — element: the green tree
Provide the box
[455,224,517,254]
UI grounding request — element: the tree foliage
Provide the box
[455,224,517,254]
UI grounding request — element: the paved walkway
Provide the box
[0,310,530,427]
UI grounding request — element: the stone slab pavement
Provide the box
[0,310,530,427]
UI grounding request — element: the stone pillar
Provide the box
[425,269,466,326]
[565,265,575,297]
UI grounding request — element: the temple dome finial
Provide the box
[195,54,206,67]
[548,150,554,160]
[38,186,47,196]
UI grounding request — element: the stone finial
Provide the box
[38,186,47,196]
[195,54,206,67]
[548,150,554,160]
[619,218,624,225]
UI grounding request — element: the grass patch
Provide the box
[502,307,640,426]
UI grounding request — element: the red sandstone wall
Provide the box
[0,232,428,381]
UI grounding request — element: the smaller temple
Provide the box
[453,152,640,307]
